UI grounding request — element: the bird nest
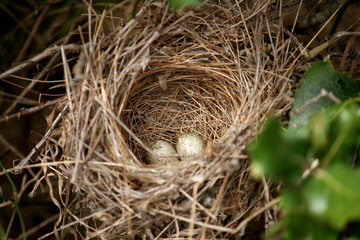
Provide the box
[29,0,301,238]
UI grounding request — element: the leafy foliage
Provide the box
[290,61,359,127]
[304,164,360,230]
[249,118,309,185]
[277,162,360,240]
[249,61,360,239]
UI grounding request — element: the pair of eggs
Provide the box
[146,133,205,165]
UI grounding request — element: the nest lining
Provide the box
[122,68,244,162]
[37,0,301,238]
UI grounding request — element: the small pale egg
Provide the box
[176,132,205,161]
[146,140,179,165]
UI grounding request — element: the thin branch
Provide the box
[15,214,59,240]
[14,103,69,173]
[0,3,31,35]
[0,134,24,159]
[15,0,56,63]
[1,43,82,116]
[233,198,280,234]
[0,97,64,124]
[292,89,341,115]
[284,1,346,75]
[0,44,83,81]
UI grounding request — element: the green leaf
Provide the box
[290,61,359,127]
[309,101,360,166]
[304,164,360,230]
[279,187,339,240]
[277,163,360,239]
[250,65,360,238]
[167,0,202,10]
[249,118,310,184]
[249,101,360,183]
[281,213,338,240]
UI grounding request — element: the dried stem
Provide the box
[18,0,299,238]
[0,97,64,124]
[0,44,83,81]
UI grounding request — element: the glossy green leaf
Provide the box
[250,102,360,239]
[309,102,360,166]
[279,187,338,240]
[249,118,310,184]
[249,60,360,240]
[290,61,359,127]
[277,163,360,239]
[304,164,360,230]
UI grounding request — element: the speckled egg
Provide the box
[176,132,205,161]
[146,140,179,165]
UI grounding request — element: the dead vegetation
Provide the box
[0,0,359,239]
[25,0,297,238]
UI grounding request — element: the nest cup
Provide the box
[39,0,299,238]
[122,67,242,163]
